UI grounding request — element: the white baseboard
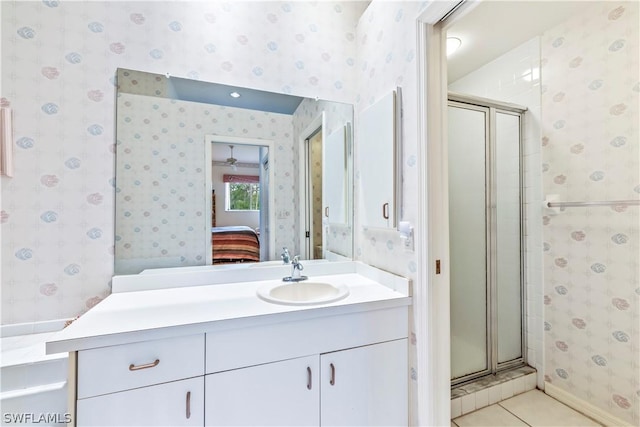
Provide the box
[545,382,632,427]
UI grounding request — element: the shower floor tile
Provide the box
[452,390,603,427]
[453,366,536,397]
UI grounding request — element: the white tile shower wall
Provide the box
[0,1,364,324]
[449,37,545,387]
[540,2,639,425]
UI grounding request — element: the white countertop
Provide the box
[47,268,411,355]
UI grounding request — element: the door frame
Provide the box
[298,113,325,260]
[415,1,480,424]
[205,135,276,262]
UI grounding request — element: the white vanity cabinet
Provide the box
[205,339,407,427]
[49,268,413,427]
[203,306,408,427]
[320,339,407,426]
[75,334,205,426]
[205,355,320,426]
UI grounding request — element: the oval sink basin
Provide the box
[257,282,349,306]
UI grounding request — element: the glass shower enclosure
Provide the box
[448,94,526,385]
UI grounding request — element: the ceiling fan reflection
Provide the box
[212,145,259,170]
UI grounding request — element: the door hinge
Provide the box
[305,231,310,238]
[436,259,441,275]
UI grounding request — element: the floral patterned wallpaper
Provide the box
[354,3,427,425]
[0,0,365,324]
[541,2,639,424]
[354,1,423,279]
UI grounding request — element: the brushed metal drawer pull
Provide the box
[186,391,191,419]
[330,363,336,386]
[307,366,312,390]
[382,203,390,219]
[128,359,160,371]
[325,207,329,217]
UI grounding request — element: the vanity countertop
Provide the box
[46,270,411,355]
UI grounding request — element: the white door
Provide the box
[320,339,408,427]
[323,126,347,225]
[205,355,319,426]
[76,377,204,426]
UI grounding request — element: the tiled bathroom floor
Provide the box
[452,390,602,426]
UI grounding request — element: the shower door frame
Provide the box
[448,93,527,387]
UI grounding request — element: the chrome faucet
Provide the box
[281,247,290,264]
[283,255,308,282]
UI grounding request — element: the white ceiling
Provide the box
[211,143,261,164]
[446,1,591,83]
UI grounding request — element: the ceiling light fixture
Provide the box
[446,37,462,56]
[229,91,241,98]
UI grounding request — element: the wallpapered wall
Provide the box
[354,1,423,279]
[541,2,639,424]
[0,0,365,324]
[354,2,427,424]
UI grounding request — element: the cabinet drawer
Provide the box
[206,306,408,373]
[78,334,204,399]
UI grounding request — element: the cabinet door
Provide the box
[359,90,398,229]
[320,339,407,427]
[76,376,203,426]
[206,355,319,427]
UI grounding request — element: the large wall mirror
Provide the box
[114,68,353,274]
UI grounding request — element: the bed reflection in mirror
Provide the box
[114,68,353,275]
